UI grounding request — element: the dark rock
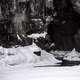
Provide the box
[26,20,44,35]
[20,37,33,46]
[61,60,80,66]
[35,37,52,51]
[47,0,80,51]
[33,51,41,56]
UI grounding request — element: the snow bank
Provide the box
[0,42,60,67]
[0,43,41,66]
[63,48,80,61]
[35,50,61,66]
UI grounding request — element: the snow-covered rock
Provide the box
[50,50,67,60]
[63,48,80,61]
[0,42,60,66]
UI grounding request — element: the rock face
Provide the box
[47,0,80,51]
[35,37,52,52]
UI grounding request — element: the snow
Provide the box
[27,32,47,39]
[63,48,80,61]
[0,42,60,67]
[0,65,80,80]
[0,43,80,80]
[31,19,42,21]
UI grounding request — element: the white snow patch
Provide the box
[27,32,47,39]
[17,34,22,41]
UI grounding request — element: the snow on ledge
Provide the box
[27,32,47,39]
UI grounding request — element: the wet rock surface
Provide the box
[35,37,52,52]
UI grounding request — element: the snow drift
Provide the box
[0,42,60,67]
